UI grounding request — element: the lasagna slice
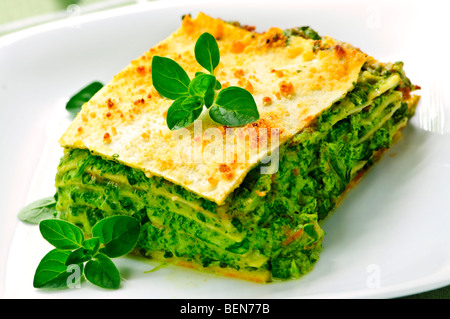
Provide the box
[55,13,419,282]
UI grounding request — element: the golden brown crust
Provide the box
[59,12,368,205]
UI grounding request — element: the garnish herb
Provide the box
[33,216,140,289]
[151,57,190,100]
[166,96,203,131]
[209,87,261,127]
[194,32,220,74]
[65,81,103,115]
[18,196,57,224]
[91,215,141,258]
[39,219,84,250]
[33,249,82,289]
[84,252,121,289]
[152,32,259,129]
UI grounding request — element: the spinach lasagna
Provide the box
[55,13,419,282]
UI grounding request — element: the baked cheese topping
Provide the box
[59,12,368,205]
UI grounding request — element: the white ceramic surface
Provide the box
[1,0,449,299]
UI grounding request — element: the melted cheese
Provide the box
[59,12,368,205]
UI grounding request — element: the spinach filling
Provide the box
[55,59,417,281]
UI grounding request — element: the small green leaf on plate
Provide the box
[18,196,56,224]
[66,81,103,115]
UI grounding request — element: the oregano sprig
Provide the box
[152,32,260,130]
[33,216,140,290]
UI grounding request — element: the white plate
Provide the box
[1,0,450,299]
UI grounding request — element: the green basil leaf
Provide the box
[188,74,216,108]
[39,219,84,250]
[195,32,220,74]
[33,249,83,288]
[84,253,121,289]
[18,196,56,224]
[151,56,190,100]
[91,216,140,258]
[66,81,103,115]
[209,86,260,126]
[166,96,203,130]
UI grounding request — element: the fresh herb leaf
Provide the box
[84,253,121,289]
[194,32,220,74]
[65,237,100,265]
[83,237,101,254]
[166,96,203,130]
[195,71,221,90]
[33,216,141,290]
[214,79,222,90]
[91,215,141,258]
[18,196,56,224]
[188,73,216,108]
[209,86,260,126]
[65,247,94,265]
[39,219,84,250]
[66,81,103,115]
[152,32,259,130]
[33,249,83,289]
[151,56,191,100]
